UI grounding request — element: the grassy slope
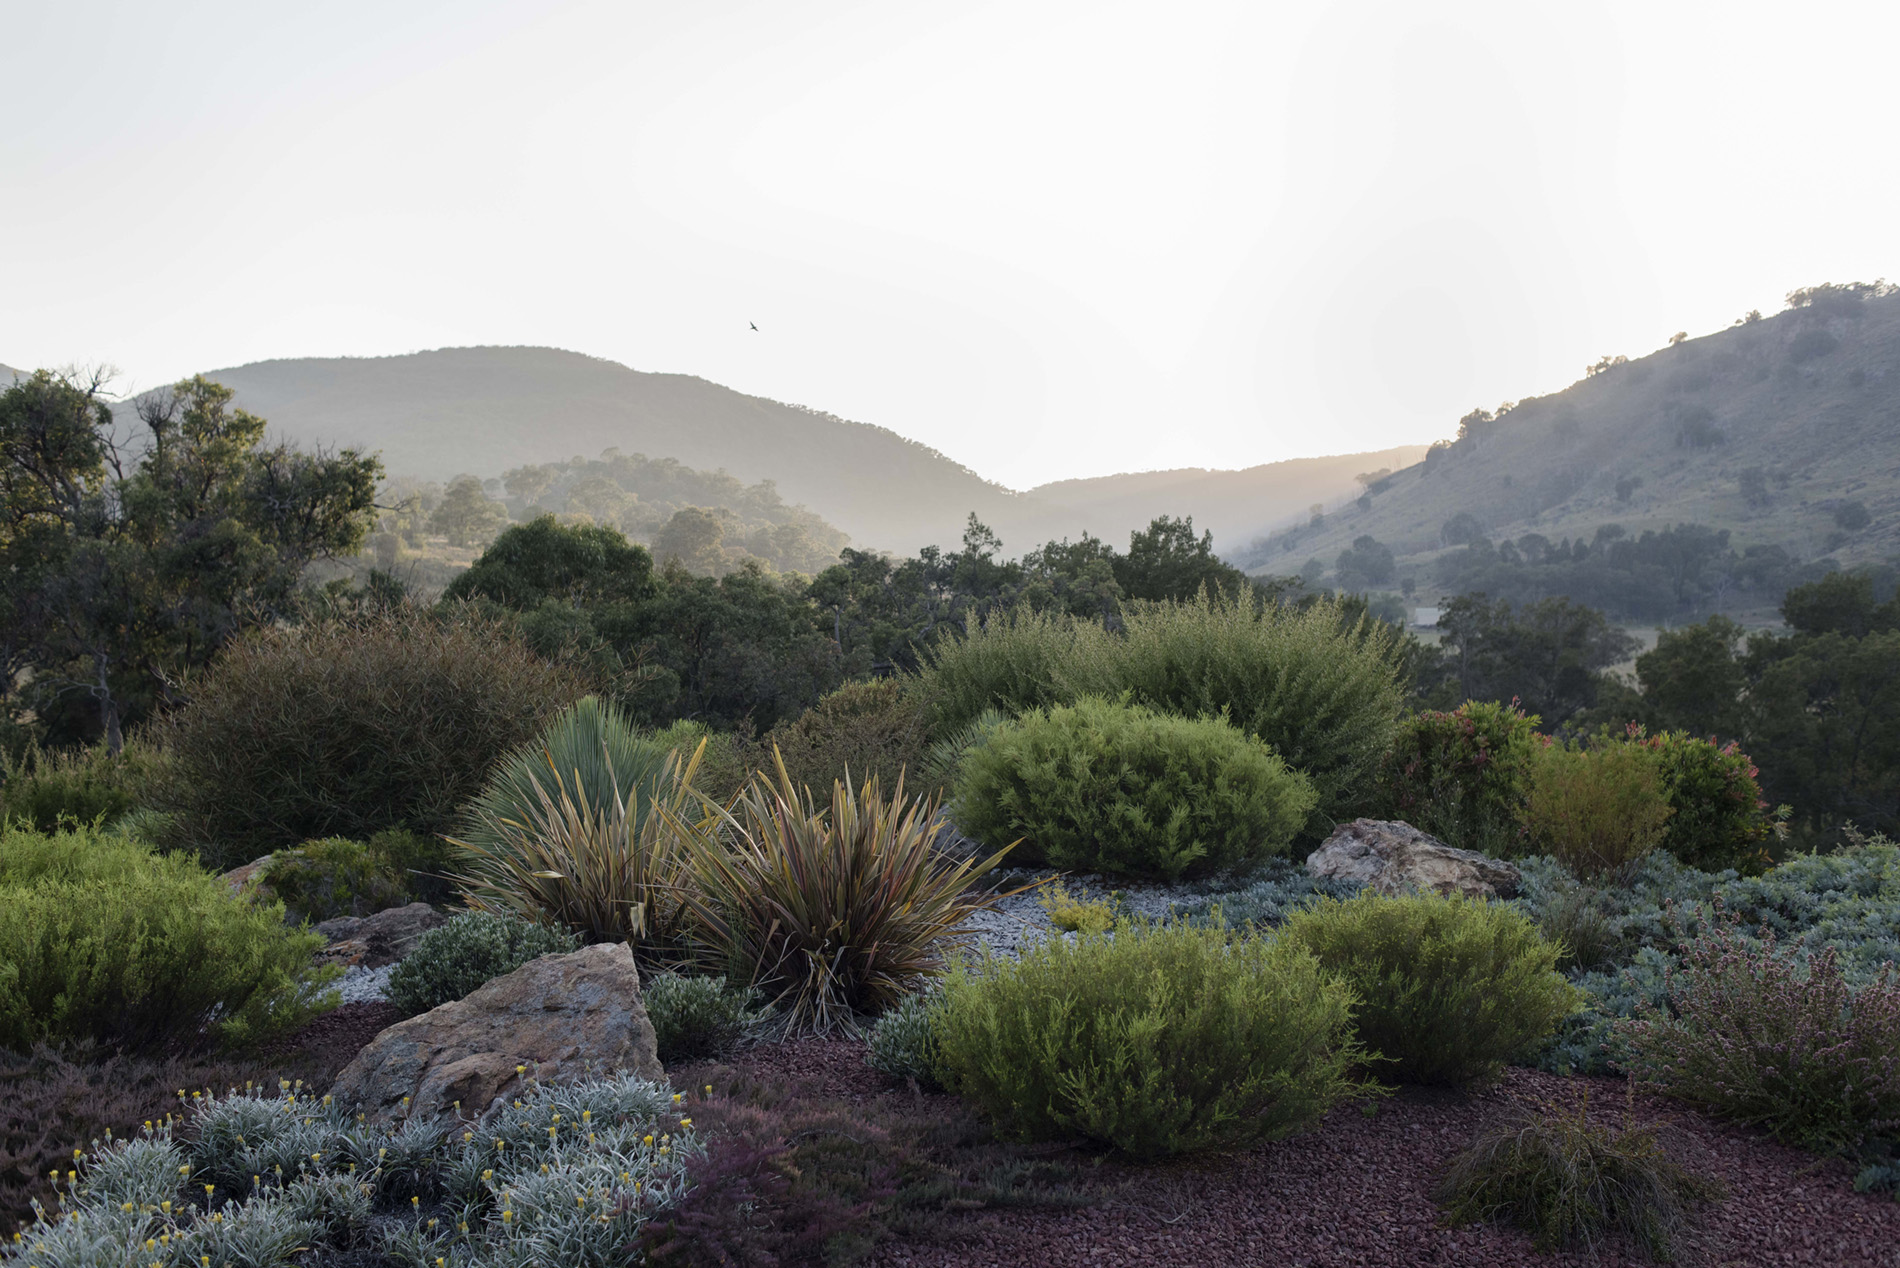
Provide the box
[1250,294,1900,607]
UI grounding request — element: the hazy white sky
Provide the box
[4,0,1894,488]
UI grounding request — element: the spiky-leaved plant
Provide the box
[667,751,1016,1036]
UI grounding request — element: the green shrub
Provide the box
[1433,1098,1721,1259]
[920,593,1405,830]
[933,919,1371,1158]
[648,720,748,806]
[642,973,767,1063]
[368,827,458,906]
[1523,741,1673,880]
[0,823,335,1052]
[952,697,1315,880]
[1037,879,1117,934]
[1618,915,1900,1154]
[0,740,160,834]
[1277,892,1580,1085]
[762,678,935,799]
[669,757,1013,1035]
[915,707,1009,798]
[151,606,588,868]
[1378,701,1538,855]
[261,837,410,924]
[865,992,947,1091]
[1611,726,1774,872]
[384,910,581,1015]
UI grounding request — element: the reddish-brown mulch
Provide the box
[254,1001,406,1078]
[682,1038,1900,1268]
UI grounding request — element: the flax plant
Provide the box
[667,750,1017,1036]
[447,742,713,957]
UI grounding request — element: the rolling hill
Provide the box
[1252,288,1900,617]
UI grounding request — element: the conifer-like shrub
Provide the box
[865,991,947,1091]
[920,592,1406,829]
[1433,1098,1721,1259]
[1377,700,1538,855]
[953,697,1315,880]
[1617,915,1900,1154]
[1277,892,1579,1086]
[152,606,587,868]
[762,678,936,799]
[642,973,768,1063]
[0,824,335,1052]
[932,919,1371,1158]
[1522,741,1673,880]
[260,837,410,924]
[384,910,580,1015]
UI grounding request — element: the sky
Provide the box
[3,0,1895,490]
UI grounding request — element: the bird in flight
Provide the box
[749,322,759,331]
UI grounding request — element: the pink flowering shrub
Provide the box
[1616,910,1900,1154]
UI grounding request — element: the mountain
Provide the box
[1252,286,1900,618]
[126,345,1402,556]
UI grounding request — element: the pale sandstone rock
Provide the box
[1305,818,1520,900]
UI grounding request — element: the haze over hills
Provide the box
[1253,287,1900,618]
[101,345,1410,556]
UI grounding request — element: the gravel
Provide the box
[960,869,1217,960]
[335,963,395,1003]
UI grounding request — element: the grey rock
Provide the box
[315,902,449,969]
[1305,818,1520,900]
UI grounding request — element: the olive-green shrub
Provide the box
[0,823,335,1051]
[932,919,1372,1158]
[368,827,459,906]
[1377,701,1539,856]
[1277,892,1580,1086]
[641,973,767,1063]
[647,720,748,806]
[0,740,162,834]
[1523,742,1673,880]
[384,910,581,1015]
[762,679,935,798]
[952,697,1315,880]
[152,606,588,868]
[919,592,1406,829]
[261,837,410,924]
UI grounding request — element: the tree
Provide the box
[1834,500,1872,532]
[0,370,379,749]
[1668,331,1688,346]
[1440,512,1485,548]
[1434,594,1637,727]
[652,506,733,576]
[443,516,656,609]
[1334,535,1396,591]
[1634,616,1747,739]
[430,474,509,547]
[1113,515,1249,602]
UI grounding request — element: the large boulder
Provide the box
[315,902,450,969]
[327,942,662,1125]
[1305,818,1520,900]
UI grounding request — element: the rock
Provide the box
[217,855,274,897]
[1305,819,1520,900]
[326,943,662,1125]
[314,902,449,969]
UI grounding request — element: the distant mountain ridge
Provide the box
[74,345,1408,556]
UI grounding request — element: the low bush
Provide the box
[1618,913,1900,1154]
[1613,726,1776,873]
[763,678,935,798]
[384,910,581,1015]
[151,605,588,868]
[643,973,767,1063]
[670,756,1013,1035]
[1522,741,1673,880]
[1177,856,1368,928]
[648,720,748,806]
[1433,1097,1721,1259]
[8,1072,698,1268]
[260,837,410,924]
[0,740,160,834]
[953,697,1316,880]
[1037,879,1117,934]
[0,824,335,1052]
[1377,700,1538,855]
[866,992,947,1091]
[1277,892,1579,1086]
[933,919,1372,1158]
[367,827,459,906]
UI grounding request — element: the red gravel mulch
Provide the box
[685,1038,1900,1268]
[255,1001,407,1082]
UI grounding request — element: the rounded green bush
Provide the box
[262,837,409,924]
[641,973,766,1063]
[1276,892,1581,1086]
[385,910,580,1015]
[1377,700,1538,856]
[951,696,1316,880]
[932,919,1372,1158]
[0,823,335,1052]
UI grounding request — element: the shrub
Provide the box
[260,837,410,924]
[648,720,748,806]
[1377,700,1538,855]
[642,973,767,1063]
[367,827,459,906]
[1277,892,1579,1085]
[1611,726,1774,873]
[920,592,1406,830]
[953,697,1316,880]
[151,605,588,868]
[933,919,1371,1158]
[0,740,160,835]
[0,823,335,1052]
[1037,879,1117,934]
[916,706,1009,799]
[384,910,581,1015]
[763,678,935,799]
[1522,741,1673,880]
[1617,914,1900,1154]
[669,756,1014,1035]
[1432,1097,1721,1259]
[866,992,947,1091]
[450,732,709,951]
